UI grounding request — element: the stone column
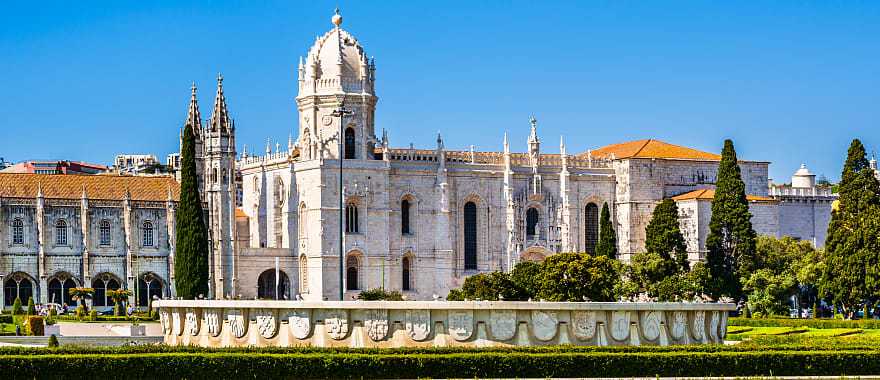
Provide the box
[80,189,91,286]
[36,187,47,303]
[166,193,176,297]
[123,192,136,305]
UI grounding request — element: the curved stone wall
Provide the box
[154,300,734,348]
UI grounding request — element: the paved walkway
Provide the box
[55,321,162,336]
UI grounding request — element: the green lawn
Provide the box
[727,322,880,341]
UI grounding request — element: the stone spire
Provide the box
[527,116,540,170]
[265,137,271,156]
[185,82,202,135]
[210,73,232,133]
[560,135,568,171]
[288,133,295,153]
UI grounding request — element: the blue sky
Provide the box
[1,1,878,182]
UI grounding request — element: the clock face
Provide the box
[321,115,333,126]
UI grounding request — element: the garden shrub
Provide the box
[1,350,880,377]
[729,317,880,329]
[47,334,59,348]
[357,288,404,301]
[24,316,44,336]
[11,298,22,315]
[75,305,86,320]
[0,314,13,324]
[26,297,36,315]
[89,310,98,321]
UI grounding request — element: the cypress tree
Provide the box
[174,123,210,299]
[645,199,690,275]
[821,139,880,314]
[705,139,757,299]
[595,203,618,259]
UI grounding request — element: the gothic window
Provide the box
[584,203,599,254]
[346,255,360,291]
[299,254,309,294]
[11,219,23,245]
[91,276,120,307]
[401,199,411,235]
[99,220,111,246]
[526,208,539,239]
[402,255,412,291]
[463,201,478,270]
[344,127,356,159]
[3,274,33,306]
[55,219,68,246]
[298,203,308,240]
[142,221,154,247]
[47,276,76,305]
[274,176,284,247]
[257,269,290,300]
[345,203,359,234]
[137,273,164,306]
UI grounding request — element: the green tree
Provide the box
[446,271,524,301]
[744,268,797,317]
[537,252,620,302]
[510,261,541,299]
[595,203,618,259]
[821,139,880,314]
[174,123,210,299]
[645,199,689,274]
[705,139,757,299]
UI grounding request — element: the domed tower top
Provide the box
[297,8,376,97]
[791,163,816,188]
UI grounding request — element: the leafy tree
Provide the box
[595,203,618,259]
[510,261,541,299]
[821,139,880,314]
[68,287,94,311]
[744,268,797,317]
[446,271,524,301]
[705,139,757,299]
[357,288,404,301]
[174,123,210,299]
[11,297,22,315]
[107,289,132,317]
[47,334,59,348]
[537,253,620,302]
[645,199,689,274]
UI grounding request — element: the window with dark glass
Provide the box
[55,219,68,246]
[344,127,356,159]
[401,199,411,234]
[99,220,112,246]
[346,256,359,290]
[345,204,359,233]
[402,256,412,291]
[463,202,478,270]
[142,221,154,247]
[526,208,539,238]
[12,219,24,245]
[584,203,599,254]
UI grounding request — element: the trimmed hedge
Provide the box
[730,317,880,329]
[0,315,12,324]
[53,315,153,323]
[0,351,878,378]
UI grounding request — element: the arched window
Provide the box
[526,208,539,238]
[274,176,285,247]
[463,201,478,270]
[137,273,164,306]
[47,276,76,305]
[345,203,359,233]
[11,218,24,245]
[584,203,599,254]
[298,203,308,239]
[91,276,120,307]
[257,269,290,300]
[401,199,412,235]
[402,255,412,291]
[344,127,356,159]
[346,255,360,291]
[55,219,68,246]
[3,274,33,306]
[299,254,309,294]
[142,221,154,247]
[99,220,112,246]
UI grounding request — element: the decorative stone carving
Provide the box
[447,310,474,341]
[205,309,222,337]
[254,309,278,339]
[227,309,247,339]
[708,311,720,342]
[571,311,597,340]
[489,310,517,341]
[172,311,182,336]
[185,308,200,336]
[365,309,389,341]
[160,310,171,334]
[692,311,706,341]
[641,311,662,341]
[610,311,630,341]
[325,309,349,340]
[288,310,311,340]
[719,312,728,340]
[669,311,686,340]
[531,310,558,341]
[405,309,430,341]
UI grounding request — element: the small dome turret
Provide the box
[791,163,816,188]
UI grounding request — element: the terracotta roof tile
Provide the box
[671,188,775,203]
[0,173,180,201]
[584,139,721,161]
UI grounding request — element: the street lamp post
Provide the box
[331,101,352,301]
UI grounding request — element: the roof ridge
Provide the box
[632,139,652,157]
